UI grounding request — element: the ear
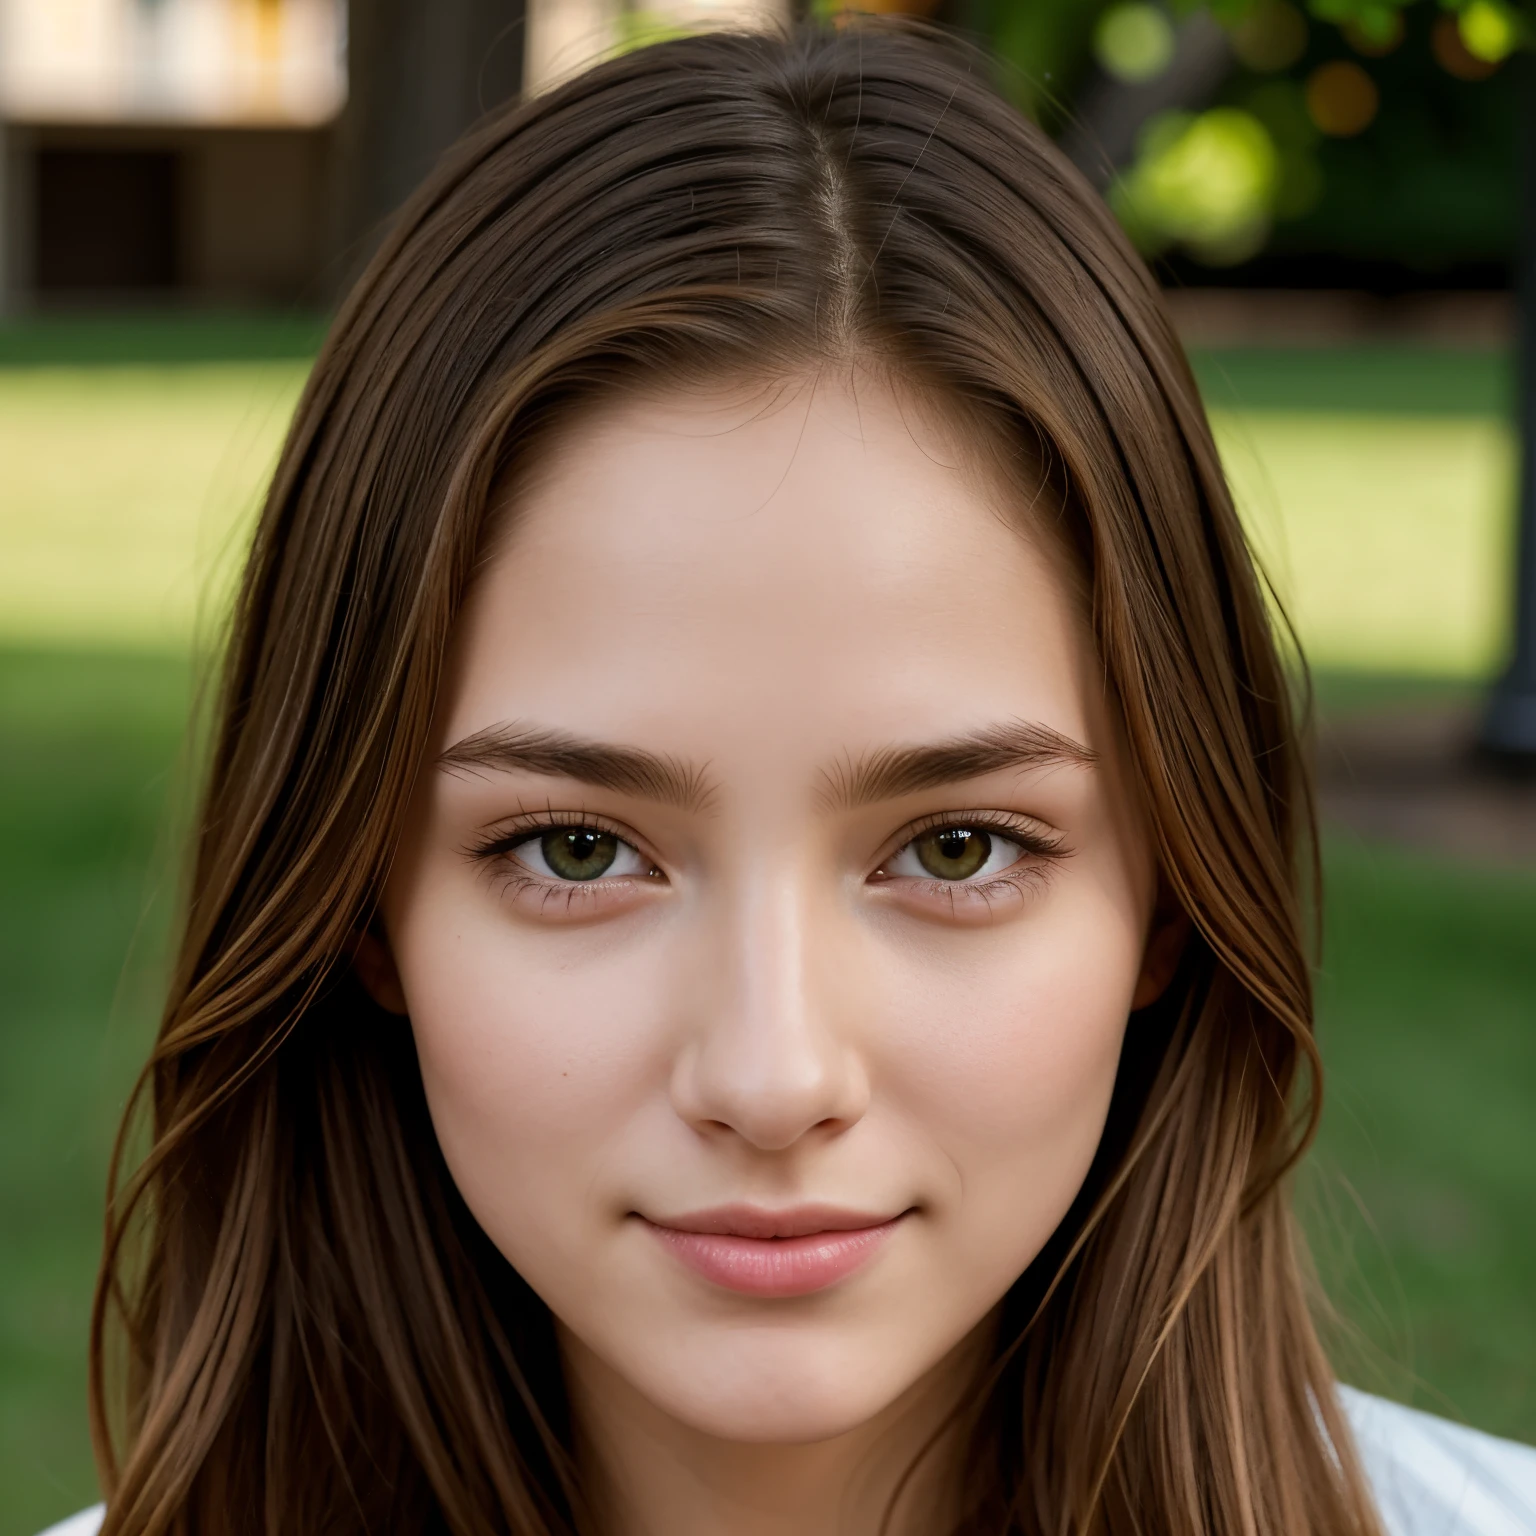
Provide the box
[350,923,409,1016]
[1131,886,1191,1012]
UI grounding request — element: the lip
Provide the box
[642,1204,907,1298]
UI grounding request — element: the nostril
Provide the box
[668,1004,871,1152]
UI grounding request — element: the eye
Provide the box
[885,824,1026,883]
[510,826,651,882]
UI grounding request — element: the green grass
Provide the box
[1212,409,1515,678]
[1,322,1532,1528]
[0,362,306,651]
[0,312,329,369]
[0,329,1516,673]
[1188,344,1512,418]
[1307,839,1536,1440]
[0,648,195,1534]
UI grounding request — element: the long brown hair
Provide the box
[91,21,1382,1535]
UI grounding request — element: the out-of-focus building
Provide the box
[0,0,789,311]
[523,0,785,94]
[337,0,786,274]
[0,0,347,308]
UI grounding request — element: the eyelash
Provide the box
[466,807,1067,914]
[871,810,1068,912]
[465,809,663,914]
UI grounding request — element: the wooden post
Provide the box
[331,0,527,287]
[1482,49,1536,764]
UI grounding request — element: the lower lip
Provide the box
[646,1218,902,1297]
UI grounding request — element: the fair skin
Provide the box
[358,367,1184,1536]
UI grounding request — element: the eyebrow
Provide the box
[437,723,717,813]
[819,720,1096,811]
[439,718,1093,816]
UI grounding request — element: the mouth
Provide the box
[640,1204,910,1298]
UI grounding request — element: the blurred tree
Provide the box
[334,0,527,278]
[954,0,1515,272]
[1262,18,1515,280]
[1484,50,1536,760]
[1274,0,1536,757]
[978,0,1536,759]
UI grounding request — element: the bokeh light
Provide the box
[1458,0,1518,63]
[1305,59,1380,137]
[1093,3,1177,84]
[1432,11,1501,77]
[1112,107,1279,264]
[1230,1,1309,72]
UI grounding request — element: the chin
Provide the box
[627,1326,931,1445]
[658,1377,900,1446]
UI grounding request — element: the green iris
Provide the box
[914,826,991,881]
[541,828,619,881]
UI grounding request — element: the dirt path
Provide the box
[1317,702,1536,867]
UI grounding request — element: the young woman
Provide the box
[50,21,1536,1536]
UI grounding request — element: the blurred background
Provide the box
[1,0,1533,1528]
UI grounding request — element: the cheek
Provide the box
[388,873,673,1255]
[877,879,1143,1246]
[924,955,1129,1138]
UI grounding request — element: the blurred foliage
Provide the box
[1094,3,1179,80]
[1113,106,1280,263]
[929,0,1525,272]
[1263,7,1518,272]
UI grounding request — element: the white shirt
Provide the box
[35,1388,1536,1536]
[1341,1387,1536,1535]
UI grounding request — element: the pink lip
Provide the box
[642,1204,907,1298]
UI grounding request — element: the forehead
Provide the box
[445,371,1098,757]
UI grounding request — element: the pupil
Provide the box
[937,830,970,861]
[916,826,991,881]
[541,828,618,881]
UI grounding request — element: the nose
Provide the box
[670,869,870,1152]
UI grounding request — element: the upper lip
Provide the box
[644,1204,905,1240]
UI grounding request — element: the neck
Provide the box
[561,1326,990,1536]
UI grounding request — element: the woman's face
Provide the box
[377,370,1171,1449]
